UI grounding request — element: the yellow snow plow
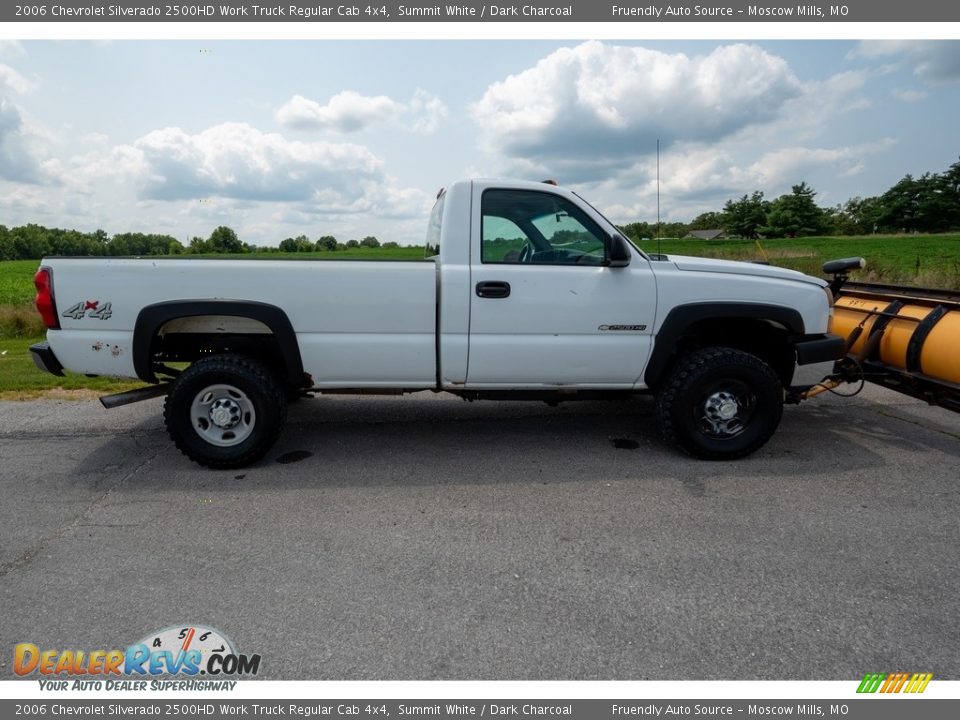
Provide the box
[791,257,960,411]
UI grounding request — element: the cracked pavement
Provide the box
[1,376,958,679]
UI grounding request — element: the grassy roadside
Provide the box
[0,261,145,398]
[0,336,142,400]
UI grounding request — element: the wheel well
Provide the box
[153,329,292,386]
[654,318,797,389]
[133,301,305,387]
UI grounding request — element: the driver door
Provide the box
[466,186,656,388]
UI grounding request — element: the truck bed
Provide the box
[43,257,439,387]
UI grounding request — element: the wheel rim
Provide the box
[189,383,256,447]
[698,382,756,439]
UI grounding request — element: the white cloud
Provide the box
[0,63,51,184]
[66,143,145,190]
[892,88,928,103]
[853,41,960,83]
[127,122,383,205]
[64,121,431,227]
[408,89,448,134]
[275,91,401,133]
[599,139,896,222]
[469,43,879,193]
[758,70,871,145]
[0,184,49,215]
[0,63,33,94]
[815,70,869,108]
[742,141,895,187]
[81,131,110,145]
[45,120,435,244]
[0,40,25,59]
[275,88,447,134]
[471,41,801,177]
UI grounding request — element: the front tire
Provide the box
[164,354,287,469]
[656,347,783,460]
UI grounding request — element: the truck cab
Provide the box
[436,179,657,389]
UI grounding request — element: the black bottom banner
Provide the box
[2,700,958,720]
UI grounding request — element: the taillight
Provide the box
[34,267,60,330]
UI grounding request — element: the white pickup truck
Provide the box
[31,179,844,468]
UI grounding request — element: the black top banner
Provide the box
[5,0,960,23]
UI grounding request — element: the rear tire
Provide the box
[164,354,287,469]
[656,347,783,460]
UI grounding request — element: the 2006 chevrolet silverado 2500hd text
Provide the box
[30,179,845,468]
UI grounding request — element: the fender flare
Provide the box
[133,300,303,384]
[644,302,805,388]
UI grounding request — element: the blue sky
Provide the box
[0,39,958,245]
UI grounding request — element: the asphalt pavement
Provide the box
[1,376,958,680]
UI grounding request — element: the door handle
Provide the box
[476,281,511,299]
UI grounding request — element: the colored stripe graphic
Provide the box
[889,673,909,693]
[857,672,932,693]
[905,673,934,693]
[879,673,897,693]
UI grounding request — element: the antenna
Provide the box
[656,138,661,256]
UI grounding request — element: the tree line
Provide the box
[276,235,399,252]
[3,157,959,260]
[621,157,960,242]
[0,224,396,261]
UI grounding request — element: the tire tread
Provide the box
[656,347,782,460]
[163,354,286,469]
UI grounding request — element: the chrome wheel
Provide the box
[189,384,256,447]
[699,384,755,439]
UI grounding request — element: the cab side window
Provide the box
[481,189,608,266]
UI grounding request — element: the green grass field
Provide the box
[0,259,39,306]
[649,234,960,288]
[1,235,958,397]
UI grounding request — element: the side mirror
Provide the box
[607,234,632,268]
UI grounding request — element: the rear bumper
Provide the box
[794,333,846,365]
[29,341,65,376]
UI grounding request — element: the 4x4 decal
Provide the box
[62,300,113,320]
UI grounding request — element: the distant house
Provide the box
[684,229,726,240]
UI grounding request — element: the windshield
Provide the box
[572,191,649,259]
